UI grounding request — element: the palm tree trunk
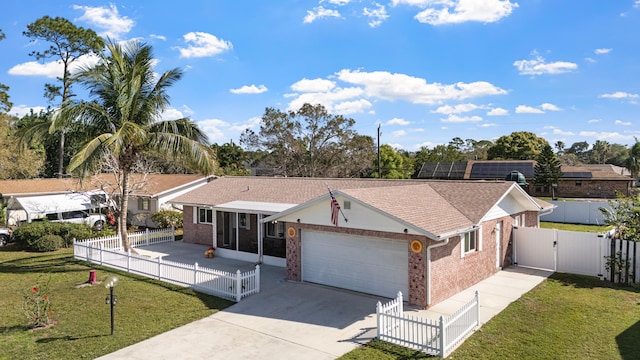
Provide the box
[120,170,131,251]
[57,131,65,178]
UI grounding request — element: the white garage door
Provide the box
[302,230,408,298]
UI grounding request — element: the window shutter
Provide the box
[478,226,483,251]
[193,207,197,224]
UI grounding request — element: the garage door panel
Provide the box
[302,231,408,298]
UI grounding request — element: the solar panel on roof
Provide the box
[469,162,534,179]
[417,162,466,179]
[561,172,592,178]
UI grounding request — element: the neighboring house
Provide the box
[417,160,633,198]
[1,174,214,228]
[170,177,553,308]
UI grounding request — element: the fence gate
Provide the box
[513,227,608,277]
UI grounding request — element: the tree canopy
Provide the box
[56,40,215,250]
[372,144,413,179]
[240,103,374,177]
[487,131,549,160]
[0,29,12,113]
[534,143,563,197]
[23,16,104,177]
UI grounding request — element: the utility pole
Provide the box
[377,124,381,178]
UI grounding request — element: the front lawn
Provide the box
[540,221,609,233]
[0,246,233,360]
[340,273,640,359]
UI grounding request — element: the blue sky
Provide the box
[1,1,640,151]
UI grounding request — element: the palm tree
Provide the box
[54,39,215,250]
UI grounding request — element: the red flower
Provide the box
[44,295,49,300]
[32,287,37,293]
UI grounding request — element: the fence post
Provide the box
[146,228,150,247]
[171,226,175,241]
[397,291,404,317]
[158,257,162,280]
[127,249,131,272]
[236,270,242,302]
[255,265,261,293]
[439,315,445,358]
[99,244,104,265]
[475,291,480,327]
[376,301,382,338]
[86,243,90,262]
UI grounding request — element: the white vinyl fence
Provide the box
[82,227,176,250]
[513,227,639,283]
[540,200,610,225]
[377,291,479,358]
[73,229,260,302]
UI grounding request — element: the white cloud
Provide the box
[333,99,372,114]
[412,0,519,25]
[585,57,596,63]
[392,130,407,137]
[8,53,99,79]
[150,34,167,41]
[478,123,497,127]
[286,86,364,112]
[587,119,600,124]
[197,118,229,142]
[515,105,544,114]
[327,0,352,5]
[161,108,184,120]
[548,126,575,136]
[230,84,268,94]
[230,116,262,132]
[594,48,612,55]
[441,114,483,123]
[363,4,389,27]
[540,103,561,111]
[8,104,47,118]
[73,4,134,39]
[579,131,636,141]
[487,107,508,116]
[513,55,578,76]
[615,120,632,126]
[599,91,639,99]
[433,103,479,114]
[176,32,233,58]
[336,69,507,104]
[387,117,410,125]
[291,78,336,92]
[304,6,341,23]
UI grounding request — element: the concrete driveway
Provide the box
[97,270,383,360]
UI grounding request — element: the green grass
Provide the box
[540,221,609,233]
[0,245,233,360]
[340,273,640,360]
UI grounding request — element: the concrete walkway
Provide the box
[97,260,552,360]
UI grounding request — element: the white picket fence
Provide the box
[73,229,260,302]
[82,227,176,250]
[377,291,480,358]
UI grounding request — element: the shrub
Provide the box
[13,221,115,249]
[32,234,63,252]
[22,281,54,328]
[151,210,183,229]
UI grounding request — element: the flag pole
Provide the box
[326,184,348,222]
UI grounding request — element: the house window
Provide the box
[463,230,477,253]
[239,213,250,230]
[138,198,150,211]
[575,180,582,187]
[266,221,285,238]
[199,208,213,224]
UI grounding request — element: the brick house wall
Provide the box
[531,179,631,198]
[428,214,525,307]
[182,205,214,245]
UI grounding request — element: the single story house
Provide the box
[170,177,553,308]
[1,174,214,228]
[417,160,633,198]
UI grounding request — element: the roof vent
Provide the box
[505,171,528,186]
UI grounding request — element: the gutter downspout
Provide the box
[426,237,450,307]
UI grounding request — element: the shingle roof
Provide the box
[172,177,537,237]
[0,174,211,197]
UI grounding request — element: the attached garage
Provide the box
[302,230,409,298]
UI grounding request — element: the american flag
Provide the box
[329,189,340,227]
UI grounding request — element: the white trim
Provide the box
[478,225,483,251]
[192,207,197,224]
